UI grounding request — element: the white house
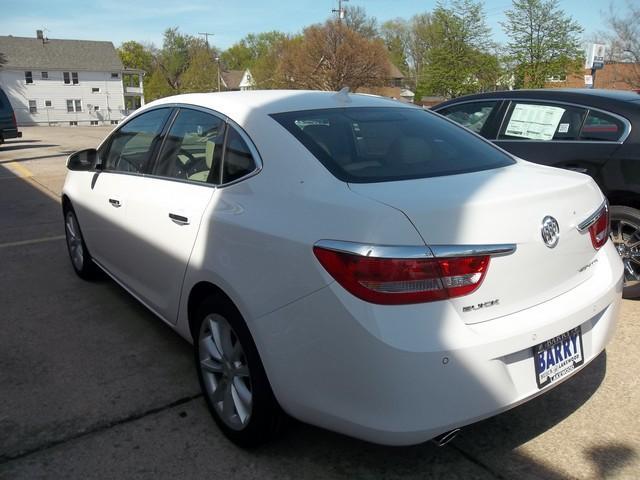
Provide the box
[0,32,144,126]
[220,69,255,91]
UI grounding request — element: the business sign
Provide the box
[585,43,606,70]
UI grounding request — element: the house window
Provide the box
[25,71,33,84]
[63,72,70,84]
[41,71,48,79]
[69,121,78,126]
[94,105,100,111]
[90,120,99,126]
[72,72,79,84]
[29,100,37,114]
[111,73,119,79]
[45,100,52,107]
[110,120,119,125]
[67,99,82,112]
[91,87,100,93]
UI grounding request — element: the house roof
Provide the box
[0,35,123,71]
[387,62,404,80]
[221,70,246,90]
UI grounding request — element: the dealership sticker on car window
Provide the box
[504,104,565,140]
[533,326,584,389]
[558,123,570,133]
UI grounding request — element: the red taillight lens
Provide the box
[589,204,609,250]
[313,247,490,305]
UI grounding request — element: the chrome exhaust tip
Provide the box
[431,428,461,447]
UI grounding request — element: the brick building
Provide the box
[545,62,640,91]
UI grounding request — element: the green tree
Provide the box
[157,27,193,91]
[144,68,173,101]
[182,45,218,93]
[221,31,288,88]
[380,19,410,77]
[419,0,500,98]
[117,41,154,72]
[502,0,583,88]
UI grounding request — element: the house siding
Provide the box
[0,69,126,126]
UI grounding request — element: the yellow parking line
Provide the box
[0,235,66,249]
[4,161,61,203]
[5,161,33,178]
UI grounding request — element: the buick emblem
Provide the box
[541,216,560,248]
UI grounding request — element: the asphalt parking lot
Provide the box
[1,126,639,479]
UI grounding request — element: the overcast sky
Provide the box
[0,0,622,50]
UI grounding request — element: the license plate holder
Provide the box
[533,326,584,389]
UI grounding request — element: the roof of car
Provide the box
[146,90,416,125]
[435,88,640,113]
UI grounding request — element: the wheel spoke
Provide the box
[200,335,221,361]
[218,322,235,361]
[233,377,252,407]
[211,378,227,403]
[209,318,226,359]
[222,381,235,419]
[234,364,249,378]
[231,383,250,423]
[200,357,223,374]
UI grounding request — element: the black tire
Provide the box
[194,295,284,448]
[610,205,640,299]
[63,205,100,280]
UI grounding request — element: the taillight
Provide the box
[313,246,490,305]
[588,203,609,250]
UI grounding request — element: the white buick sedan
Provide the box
[62,90,623,447]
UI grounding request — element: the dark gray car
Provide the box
[0,87,21,145]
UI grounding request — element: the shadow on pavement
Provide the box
[0,143,59,152]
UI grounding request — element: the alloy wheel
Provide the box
[610,218,640,288]
[198,313,253,430]
[65,211,84,271]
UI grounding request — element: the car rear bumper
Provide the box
[253,241,623,446]
[1,128,21,140]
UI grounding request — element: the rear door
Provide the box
[494,100,622,185]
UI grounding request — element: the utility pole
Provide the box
[332,0,349,21]
[198,32,215,50]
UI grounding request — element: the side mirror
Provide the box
[66,148,99,171]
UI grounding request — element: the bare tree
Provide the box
[0,52,6,69]
[343,5,378,39]
[279,20,390,91]
[601,1,640,88]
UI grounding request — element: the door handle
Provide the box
[169,213,190,225]
[108,198,121,208]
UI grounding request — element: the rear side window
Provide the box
[437,101,498,134]
[499,102,587,141]
[222,127,257,184]
[103,108,171,173]
[153,109,226,184]
[271,107,514,183]
[580,110,625,141]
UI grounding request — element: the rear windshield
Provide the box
[271,107,514,183]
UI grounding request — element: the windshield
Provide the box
[271,107,515,183]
